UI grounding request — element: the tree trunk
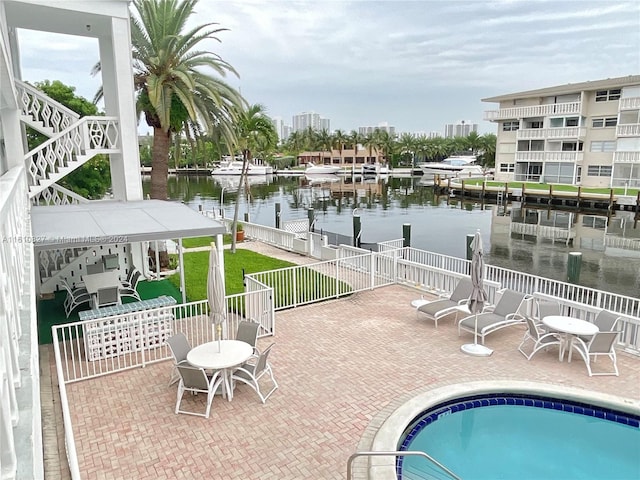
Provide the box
[150,126,171,200]
[230,150,250,253]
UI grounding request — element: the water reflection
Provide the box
[143,174,640,298]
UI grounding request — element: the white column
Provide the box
[98,16,143,201]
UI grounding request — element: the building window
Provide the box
[502,121,520,131]
[590,141,616,152]
[619,110,640,124]
[592,117,618,127]
[587,165,613,176]
[595,89,622,102]
[565,117,579,127]
[500,163,515,172]
[517,140,545,151]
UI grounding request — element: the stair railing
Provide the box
[16,79,80,134]
[346,450,461,480]
[25,116,120,195]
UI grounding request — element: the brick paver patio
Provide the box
[41,242,640,479]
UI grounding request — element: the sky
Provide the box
[16,0,640,136]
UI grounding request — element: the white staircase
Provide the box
[16,79,121,198]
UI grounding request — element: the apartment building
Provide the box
[292,111,330,132]
[358,122,396,136]
[483,75,640,187]
[444,120,478,138]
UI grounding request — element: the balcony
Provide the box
[620,97,640,110]
[515,151,583,163]
[613,151,640,163]
[517,127,586,140]
[484,102,581,121]
[616,124,640,137]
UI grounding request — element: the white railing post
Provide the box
[370,253,375,289]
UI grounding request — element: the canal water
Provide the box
[143,174,640,299]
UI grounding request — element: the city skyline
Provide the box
[14,1,640,135]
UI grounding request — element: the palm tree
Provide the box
[127,0,245,199]
[332,129,348,163]
[316,128,332,164]
[398,133,416,168]
[230,104,277,252]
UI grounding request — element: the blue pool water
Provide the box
[399,394,640,480]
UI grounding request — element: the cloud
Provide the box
[15,0,640,134]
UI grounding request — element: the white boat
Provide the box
[419,155,483,176]
[304,174,339,185]
[361,163,390,175]
[213,174,274,189]
[211,160,273,176]
[305,162,340,175]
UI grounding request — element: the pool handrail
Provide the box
[346,450,461,480]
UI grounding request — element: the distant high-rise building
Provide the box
[281,125,292,142]
[444,120,478,138]
[292,112,330,132]
[270,116,293,143]
[358,122,396,136]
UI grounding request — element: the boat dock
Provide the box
[434,177,640,213]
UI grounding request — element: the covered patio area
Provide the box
[40,281,640,479]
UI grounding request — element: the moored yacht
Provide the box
[211,160,273,175]
[419,155,483,176]
[305,162,341,175]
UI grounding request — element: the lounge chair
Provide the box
[572,331,619,376]
[231,343,278,404]
[416,277,473,328]
[518,316,562,360]
[175,365,223,418]
[458,289,528,345]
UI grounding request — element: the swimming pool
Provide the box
[364,382,640,480]
[399,393,640,479]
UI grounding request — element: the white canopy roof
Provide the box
[31,200,225,250]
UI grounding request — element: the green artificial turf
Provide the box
[37,279,182,345]
[181,235,233,248]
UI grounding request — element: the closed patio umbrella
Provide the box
[461,230,493,357]
[208,243,226,350]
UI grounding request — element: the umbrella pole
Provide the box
[461,312,494,357]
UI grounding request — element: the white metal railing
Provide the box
[605,236,640,251]
[515,151,545,162]
[484,102,581,121]
[517,127,586,139]
[26,116,120,195]
[510,223,574,243]
[31,183,89,206]
[616,124,640,137]
[377,238,405,252]
[613,151,640,163]
[53,288,275,384]
[620,97,640,110]
[0,166,33,480]
[532,292,640,352]
[16,79,80,135]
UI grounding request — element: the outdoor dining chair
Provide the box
[572,331,620,376]
[95,286,119,308]
[60,280,91,318]
[231,343,278,404]
[166,333,192,387]
[235,320,260,356]
[175,365,223,418]
[86,262,104,275]
[518,316,562,360]
[533,298,562,331]
[119,270,142,301]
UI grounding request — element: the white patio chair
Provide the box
[166,333,192,387]
[119,270,142,301]
[95,286,120,308]
[86,262,104,275]
[175,365,223,418]
[518,316,562,360]
[572,331,620,376]
[60,280,91,318]
[533,298,562,331]
[231,343,278,404]
[235,320,260,356]
[578,310,621,342]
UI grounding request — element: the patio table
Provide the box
[187,340,253,401]
[83,270,122,308]
[542,315,599,362]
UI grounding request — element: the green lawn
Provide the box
[181,235,233,248]
[168,249,296,301]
